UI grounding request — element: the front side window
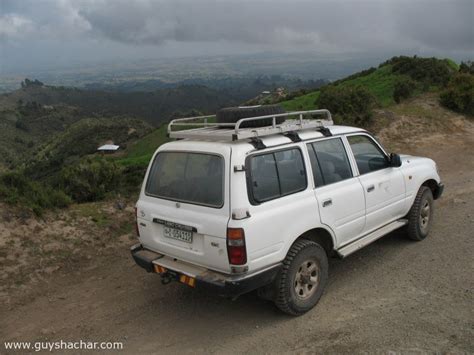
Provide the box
[347,135,389,174]
[145,152,224,208]
[248,148,307,203]
[308,138,352,187]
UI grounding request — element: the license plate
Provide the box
[163,226,193,243]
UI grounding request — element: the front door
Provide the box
[346,134,406,233]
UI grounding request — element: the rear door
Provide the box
[307,138,366,247]
[136,144,231,273]
[346,134,406,233]
[239,146,318,271]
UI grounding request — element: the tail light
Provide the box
[134,207,140,237]
[227,228,247,265]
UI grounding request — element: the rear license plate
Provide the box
[163,226,193,243]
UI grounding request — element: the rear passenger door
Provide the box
[346,134,406,234]
[307,137,366,247]
[243,146,319,271]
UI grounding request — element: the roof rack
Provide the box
[167,109,333,142]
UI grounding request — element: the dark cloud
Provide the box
[78,0,473,51]
[78,1,392,48]
[0,0,472,72]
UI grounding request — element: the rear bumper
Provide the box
[130,244,281,297]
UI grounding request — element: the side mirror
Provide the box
[389,153,402,167]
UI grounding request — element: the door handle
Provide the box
[322,199,332,207]
[367,185,375,192]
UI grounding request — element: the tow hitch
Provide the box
[160,273,173,285]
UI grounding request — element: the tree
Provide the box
[386,56,454,87]
[440,73,474,115]
[393,78,417,103]
[459,61,474,75]
[317,85,375,127]
[21,78,44,88]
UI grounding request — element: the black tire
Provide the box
[406,186,434,241]
[216,105,286,128]
[274,239,328,316]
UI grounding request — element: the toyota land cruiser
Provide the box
[131,106,444,315]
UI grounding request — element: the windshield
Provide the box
[145,152,224,208]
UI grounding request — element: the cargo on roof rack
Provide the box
[167,109,333,141]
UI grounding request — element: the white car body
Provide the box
[132,122,443,298]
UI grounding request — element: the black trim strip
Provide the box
[153,218,198,233]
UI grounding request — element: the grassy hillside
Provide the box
[280,66,398,110]
[280,56,458,111]
[0,102,85,170]
[26,117,152,179]
[280,91,321,111]
[115,125,169,167]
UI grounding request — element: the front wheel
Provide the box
[406,186,434,241]
[274,240,328,316]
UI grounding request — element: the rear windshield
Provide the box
[145,152,224,208]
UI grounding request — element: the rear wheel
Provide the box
[274,239,328,316]
[406,186,434,241]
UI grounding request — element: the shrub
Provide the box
[459,61,474,75]
[15,119,29,131]
[440,73,474,115]
[387,56,453,87]
[61,158,123,202]
[0,172,71,215]
[317,85,375,127]
[393,78,417,103]
[120,163,147,195]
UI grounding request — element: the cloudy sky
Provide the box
[0,0,473,73]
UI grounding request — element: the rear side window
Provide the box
[248,148,307,203]
[307,138,352,187]
[145,152,224,208]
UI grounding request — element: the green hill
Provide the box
[25,117,152,180]
[115,125,169,167]
[280,56,458,111]
[0,101,87,170]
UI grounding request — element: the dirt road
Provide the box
[1,100,473,354]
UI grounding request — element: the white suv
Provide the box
[131,106,444,315]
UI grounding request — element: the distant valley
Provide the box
[0,74,324,171]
